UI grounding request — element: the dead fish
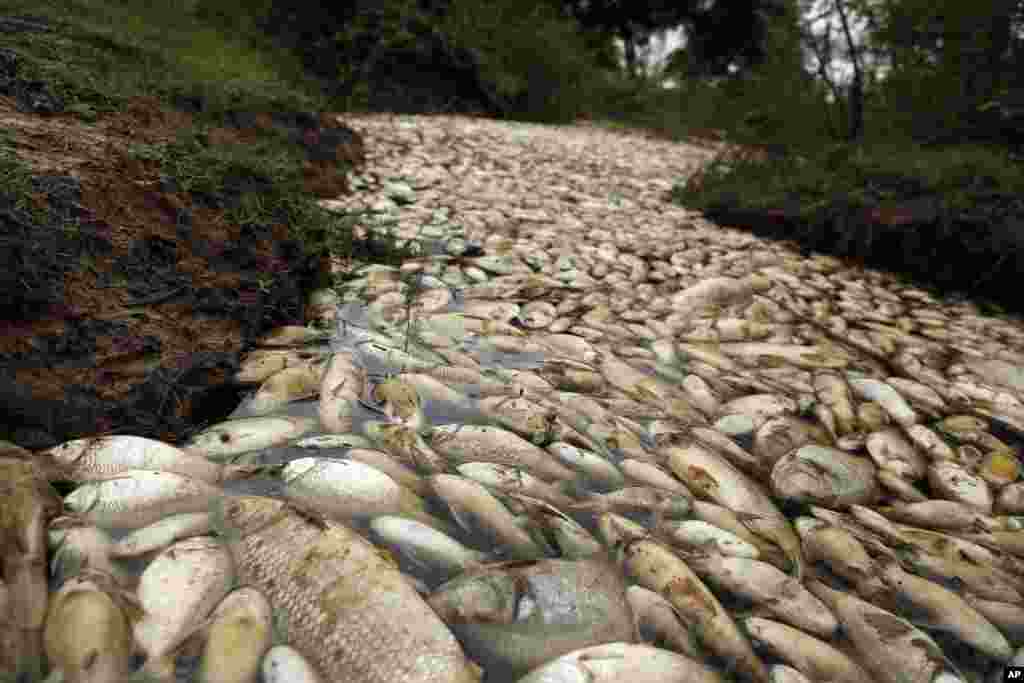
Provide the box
[337,447,429,495]
[457,462,575,508]
[681,550,837,638]
[769,445,879,508]
[546,442,625,492]
[282,457,444,530]
[793,517,883,594]
[43,568,135,683]
[477,395,562,446]
[44,434,263,484]
[717,394,798,431]
[768,665,812,683]
[568,487,692,521]
[363,421,448,474]
[48,516,132,588]
[812,371,858,436]
[497,493,599,561]
[625,585,701,659]
[257,325,331,347]
[184,416,316,461]
[670,276,770,320]
[370,515,486,582]
[618,459,690,495]
[690,426,769,479]
[807,576,963,683]
[135,536,235,679]
[656,519,760,559]
[295,434,374,450]
[218,497,480,683]
[605,527,769,683]
[751,416,832,471]
[666,444,803,579]
[110,511,213,558]
[877,500,995,532]
[742,616,873,683]
[427,558,635,680]
[429,424,575,482]
[198,587,274,683]
[262,644,324,683]
[846,376,919,427]
[928,460,993,513]
[369,375,425,429]
[234,348,330,385]
[400,372,472,405]
[0,456,61,675]
[244,364,323,416]
[864,428,928,481]
[514,642,725,683]
[318,350,366,434]
[429,474,546,561]
[876,560,1012,661]
[63,470,225,530]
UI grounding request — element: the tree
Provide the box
[554,0,693,78]
[850,0,1024,144]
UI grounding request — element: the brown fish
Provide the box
[218,497,480,683]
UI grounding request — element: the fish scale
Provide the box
[219,497,480,683]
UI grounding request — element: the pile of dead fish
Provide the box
[4,113,1024,683]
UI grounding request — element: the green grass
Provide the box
[2,0,331,117]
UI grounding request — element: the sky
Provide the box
[611,2,867,91]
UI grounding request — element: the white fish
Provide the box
[666,444,804,579]
[515,642,725,683]
[429,424,575,482]
[547,442,625,491]
[110,511,213,558]
[370,516,486,581]
[64,470,225,530]
[657,519,760,558]
[282,457,443,529]
[607,528,769,683]
[44,434,261,483]
[184,416,316,461]
[429,474,546,561]
[48,516,132,588]
[135,536,234,679]
[846,376,919,426]
[456,462,575,508]
[262,645,324,683]
[295,433,374,450]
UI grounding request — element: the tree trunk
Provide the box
[834,0,864,140]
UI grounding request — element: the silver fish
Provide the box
[218,497,480,683]
[428,558,635,679]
